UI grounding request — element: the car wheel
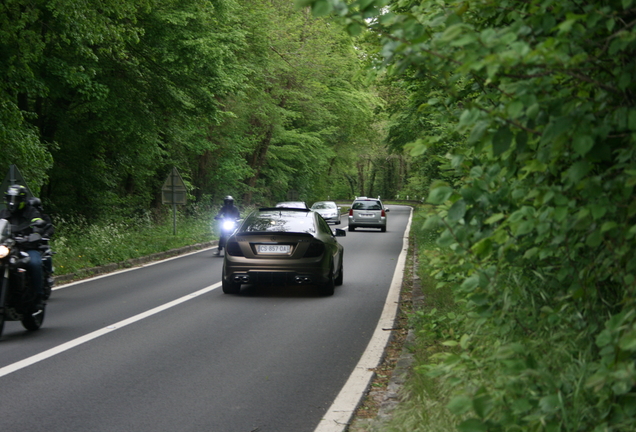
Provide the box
[348,225,355,232]
[222,267,241,294]
[320,268,335,296]
[381,226,386,232]
[335,264,343,286]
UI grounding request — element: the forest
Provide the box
[4,0,636,430]
[1,0,409,219]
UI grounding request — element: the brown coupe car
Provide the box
[221,207,346,295]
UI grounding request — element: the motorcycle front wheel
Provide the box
[0,302,5,338]
[0,276,7,338]
[21,306,45,331]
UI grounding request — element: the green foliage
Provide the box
[2,0,386,216]
[52,206,215,275]
[303,0,636,430]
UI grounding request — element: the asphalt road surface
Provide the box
[0,205,412,432]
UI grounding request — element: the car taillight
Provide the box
[303,242,325,258]
[381,209,386,217]
[349,209,353,216]
[226,241,244,256]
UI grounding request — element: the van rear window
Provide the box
[352,201,382,210]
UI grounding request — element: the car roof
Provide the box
[275,201,307,208]
[259,207,311,213]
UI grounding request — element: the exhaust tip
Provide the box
[233,274,250,283]
[294,275,313,284]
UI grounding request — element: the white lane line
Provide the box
[313,206,413,432]
[0,282,221,378]
[52,246,217,290]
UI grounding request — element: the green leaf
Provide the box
[628,109,636,130]
[448,199,467,222]
[492,126,513,156]
[539,394,561,413]
[596,329,612,347]
[484,213,505,224]
[461,274,480,291]
[586,230,603,247]
[447,395,472,415]
[554,206,569,222]
[427,186,453,204]
[601,221,618,232]
[346,22,363,36]
[471,238,493,257]
[423,214,443,230]
[619,330,636,351]
[457,418,488,432]
[567,161,592,183]
[572,134,595,156]
[311,0,333,16]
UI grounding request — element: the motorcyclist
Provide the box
[214,196,240,255]
[0,185,51,309]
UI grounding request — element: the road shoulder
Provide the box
[346,232,423,431]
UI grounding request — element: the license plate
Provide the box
[257,245,291,254]
[360,213,375,218]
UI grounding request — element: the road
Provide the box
[0,205,412,432]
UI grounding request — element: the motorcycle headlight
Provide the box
[223,220,236,230]
[0,245,10,259]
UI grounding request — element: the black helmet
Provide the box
[223,195,234,206]
[5,185,28,213]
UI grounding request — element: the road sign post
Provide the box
[161,167,187,235]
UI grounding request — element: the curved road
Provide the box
[0,205,412,432]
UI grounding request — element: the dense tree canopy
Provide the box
[1,0,391,217]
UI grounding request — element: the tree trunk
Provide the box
[243,125,274,205]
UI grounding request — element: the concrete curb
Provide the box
[347,240,424,431]
[53,241,218,284]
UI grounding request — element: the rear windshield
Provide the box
[240,211,316,234]
[352,200,382,210]
[312,202,336,209]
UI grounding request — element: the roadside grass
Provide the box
[381,205,460,432]
[51,208,217,276]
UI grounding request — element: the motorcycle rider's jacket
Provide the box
[215,205,240,221]
[0,204,47,247]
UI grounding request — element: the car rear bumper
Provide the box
[223,259,330,286]
[348,216,386,227]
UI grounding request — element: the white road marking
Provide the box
[52,246,216,291]
[0,282,221,378]
[313,206,413,432]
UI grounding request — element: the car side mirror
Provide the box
[384,208,390,212]
[334,228,346,237]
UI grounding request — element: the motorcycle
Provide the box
[214,217,240,256]
[0,218,47,337]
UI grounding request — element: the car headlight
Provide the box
[0,245,10,259]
